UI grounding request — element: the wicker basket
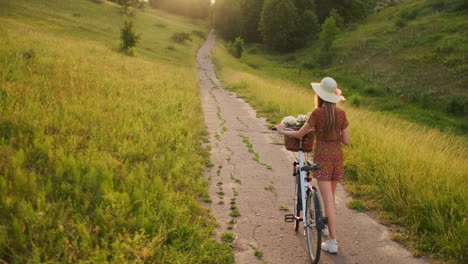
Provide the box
[284,127,315,152]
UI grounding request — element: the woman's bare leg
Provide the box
[331,180,339,208]
[317,180,337,239]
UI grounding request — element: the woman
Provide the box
[276,77,349,254]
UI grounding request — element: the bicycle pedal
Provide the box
[284,214,295,223]
[323,217,328,225]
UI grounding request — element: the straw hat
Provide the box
[310,77,345,103]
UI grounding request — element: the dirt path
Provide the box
[197,31,428,264]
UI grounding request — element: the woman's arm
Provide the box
[341,127,350,145]
[276,122,313,139]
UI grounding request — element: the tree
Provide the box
[329,8,344,28]
[294,0,316,10]
[296,0,320,43]
[314,0,373,24]
[117,0,145,13]
[314,0,340,22]
[340,0,370,23]
[260,0,300,52]
[319,16,339,51]
[120,20,140,53]
[149,0,210,19]
[239,0,263,42]
[213,0,243,41]
[318,16,339,64]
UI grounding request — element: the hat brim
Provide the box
[311,82,342,103]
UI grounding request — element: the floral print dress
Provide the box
[307,106,349,181]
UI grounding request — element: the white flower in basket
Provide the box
[281,116,297,128]
[296,114,308,127]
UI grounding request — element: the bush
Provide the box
[119,20,140,53]
[395,17,407,29]
[447,97,466,116]
[400,9,418,21]
[191,30,206,39]
[301,61,316,69]
[349,94,362,107]
[170,32,192,44]
[227,37,244,58]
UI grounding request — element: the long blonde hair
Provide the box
[315,95,337,140]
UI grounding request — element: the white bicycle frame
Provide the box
[296,142,312,229]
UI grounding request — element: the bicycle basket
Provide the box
[284,127,314,152]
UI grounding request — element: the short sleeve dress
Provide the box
[307,106,349,181]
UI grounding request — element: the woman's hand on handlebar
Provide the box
[274,124,293,134]
[275,123,285,132]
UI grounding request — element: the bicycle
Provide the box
[273,128,325,264]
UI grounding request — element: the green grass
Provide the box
[347,200,367,212]
[0,0,234,263]
[213,33,467,263]
[221,232,235,244]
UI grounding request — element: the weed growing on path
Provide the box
[239,134,273,170]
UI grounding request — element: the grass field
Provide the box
[213,40,468,263]
[0,0,233,263]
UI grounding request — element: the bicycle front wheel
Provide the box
[305,189,322,264]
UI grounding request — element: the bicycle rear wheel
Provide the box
[305,189,322,264]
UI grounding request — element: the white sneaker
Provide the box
[321,239,338,253]
[322,226,329,237]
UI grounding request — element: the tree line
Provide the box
[149,0,211,19]
[106,0,211,19]
[213,0,375,52]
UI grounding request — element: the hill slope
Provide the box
[0,0,233,262]
[241,0,467,133]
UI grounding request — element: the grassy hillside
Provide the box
[0,0,233,263]
[241,0,468,134]
[213,38,467,263]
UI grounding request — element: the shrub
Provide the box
[447,97,466,116]
[22,49,35,60]
[349,94,362,107]
[226,37,244,58]
[301,61,316,69]
[191,30,206,39]
[170,32,192,44]
[364,86,383,97]
[400,9,418,21]
[119,20,140,53]
[395,17,407,29]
